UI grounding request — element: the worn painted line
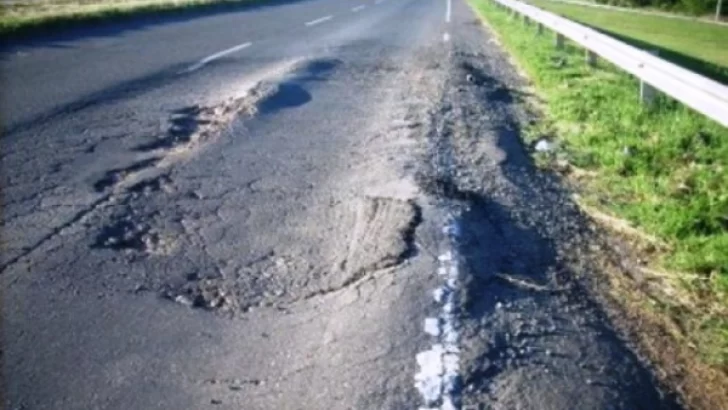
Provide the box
[352,5,366,11]
[182,42,252,73]
[415,217,462,410]
[446,0,452,23]
[443,32,451,42]
[305,15,333,26]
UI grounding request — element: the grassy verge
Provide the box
[0,0,263,37]
[527,0,728,83]
[467,0,727,407]
[535,0,727,19]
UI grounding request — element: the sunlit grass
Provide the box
[526,0,728,83]
[0,0,260,35]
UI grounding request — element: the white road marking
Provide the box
[446,0,452,23]
[182,42,252,73]
[305,15,333,26]
[443,32,451,42]
[415,217,462,410]
[424,318,441,337]
[352,5,366,11]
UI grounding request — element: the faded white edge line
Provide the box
[443,32,451,42]
[446,0,452,23]
[182,42,252,73]
[305,15,333,26]
[415,216,461,410]
[352,5,366,11]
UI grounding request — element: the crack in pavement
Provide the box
[0,193,112,273]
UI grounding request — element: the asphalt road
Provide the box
[2,0,682,409]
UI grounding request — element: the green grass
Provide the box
[0,0,263,37]
[527,0,728,84]
[466,0,728,369]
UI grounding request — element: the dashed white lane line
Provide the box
[443,32,450,42]
[352,5,366,11]
[182,42,252,73]
[446,0,452,23]
[305,15,333,26]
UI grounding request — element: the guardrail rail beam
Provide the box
[489,0,728,127]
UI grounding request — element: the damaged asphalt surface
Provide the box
[1,0,682,408]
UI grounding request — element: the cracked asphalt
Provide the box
[2,0,682,408]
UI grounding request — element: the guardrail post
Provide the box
[523,15,531,26]
[537,22,544,35]
[555,33,565,49]
[640,50,660,105]
[586,50,597,67]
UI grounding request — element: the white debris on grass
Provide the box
[534,139,554,152]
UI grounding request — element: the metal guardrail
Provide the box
[491,0,728,128]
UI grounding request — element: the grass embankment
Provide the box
[0,0,260,36]
[534,0,727,20]
[468,0,728,408]
[527,0,728,83]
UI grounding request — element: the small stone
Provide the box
[495,302,503,310]
[586,378,593,385]
[174,295,194,307]
[545,349,552,356]
[555,158,570,172]
[211,399,222,405]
